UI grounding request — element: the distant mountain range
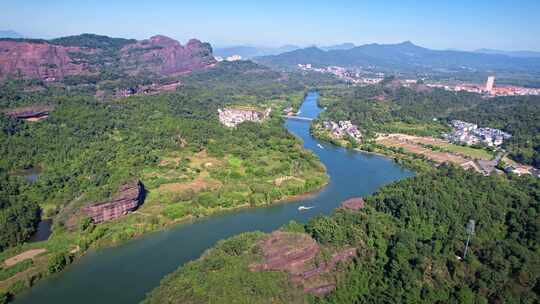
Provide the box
[0,30,23,39]
[320,42,356,51]
[214,43,357,59]
[255,41,540,73]
[474,48,540,58]
[214,45,300,59]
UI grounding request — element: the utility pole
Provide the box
[463,219,475,259]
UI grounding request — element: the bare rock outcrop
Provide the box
[120,35,216,76]
[340,197,365,211]
[82,180,143,223]
[0,40,91,81]
[0,35,216,81]
[292,247,357,281]
[3,105,54,121]
[250,231,357,297]
[250,231,320,273]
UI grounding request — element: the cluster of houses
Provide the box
[297,64,385,85]
[322,120,362,142]
[218,107,272,128]
[446,120,511,147]
[425,76,540,97]
[505,166,540,178]
[215,55,243,62]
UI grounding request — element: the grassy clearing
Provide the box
[376,136,471,165]
[376,122,451,137]
[432,142,493,160]
[377,133,493,162]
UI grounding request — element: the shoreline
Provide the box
[3,97,330,300]
[156,179,329,232]
[2,178,330,301]
[4,91,417,303]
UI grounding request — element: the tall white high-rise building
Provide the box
[485,76,496,92]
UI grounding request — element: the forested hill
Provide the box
[255,41,540,73]
[144,165,540,303]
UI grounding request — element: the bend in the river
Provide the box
[14,91,413,304]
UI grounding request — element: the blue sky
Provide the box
[2,0,539,50]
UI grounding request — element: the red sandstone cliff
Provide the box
[250,231,357,297]
[0,41,91,81]
[340,197,365,211]
[82,180,143,223]
[120,35,216,76]
[0,35,216,81]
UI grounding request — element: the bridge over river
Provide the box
[283,115,313,121]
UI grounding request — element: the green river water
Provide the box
[15,92,413,303]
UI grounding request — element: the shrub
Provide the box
[47,252,73,274]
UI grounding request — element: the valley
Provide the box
[0,20,539,304]
[6,92,411,304]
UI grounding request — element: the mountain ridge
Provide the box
[475,48,540,58]
[255,41,540,73]
[0,33,216,81]
[214,44,300,59]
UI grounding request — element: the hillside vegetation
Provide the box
[0,63,336,299]
[144,165,540,303]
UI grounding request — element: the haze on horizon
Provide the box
[2,0,540,51]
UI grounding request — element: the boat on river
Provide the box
[298,206,314,211]
[317,144,324,149]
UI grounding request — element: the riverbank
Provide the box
[144,163,540,303]
[310,124,433,173]
[8,91,412,304]
[1,166,329,303]
[1,123,329,303]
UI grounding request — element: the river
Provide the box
[14,92,412,304]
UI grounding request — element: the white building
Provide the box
[218,108,271,128]
[485,76,496,92]
[226,55,242,62]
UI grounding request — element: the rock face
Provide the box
[0,40,91,81]
[120,35,216,76]
[3,105,54,121]
[250,231,320,273]
[0,35,216,81]
[82,180,143,223]
[250,231,357,297]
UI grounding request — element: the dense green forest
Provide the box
[49,33,137,50]
[0,61,339,108]
[0,62,333,248]
[0,174,40,251]
[317,84,540,167]
[0,63,341,302]
[320,166,539,303]
[145,165,540,303]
